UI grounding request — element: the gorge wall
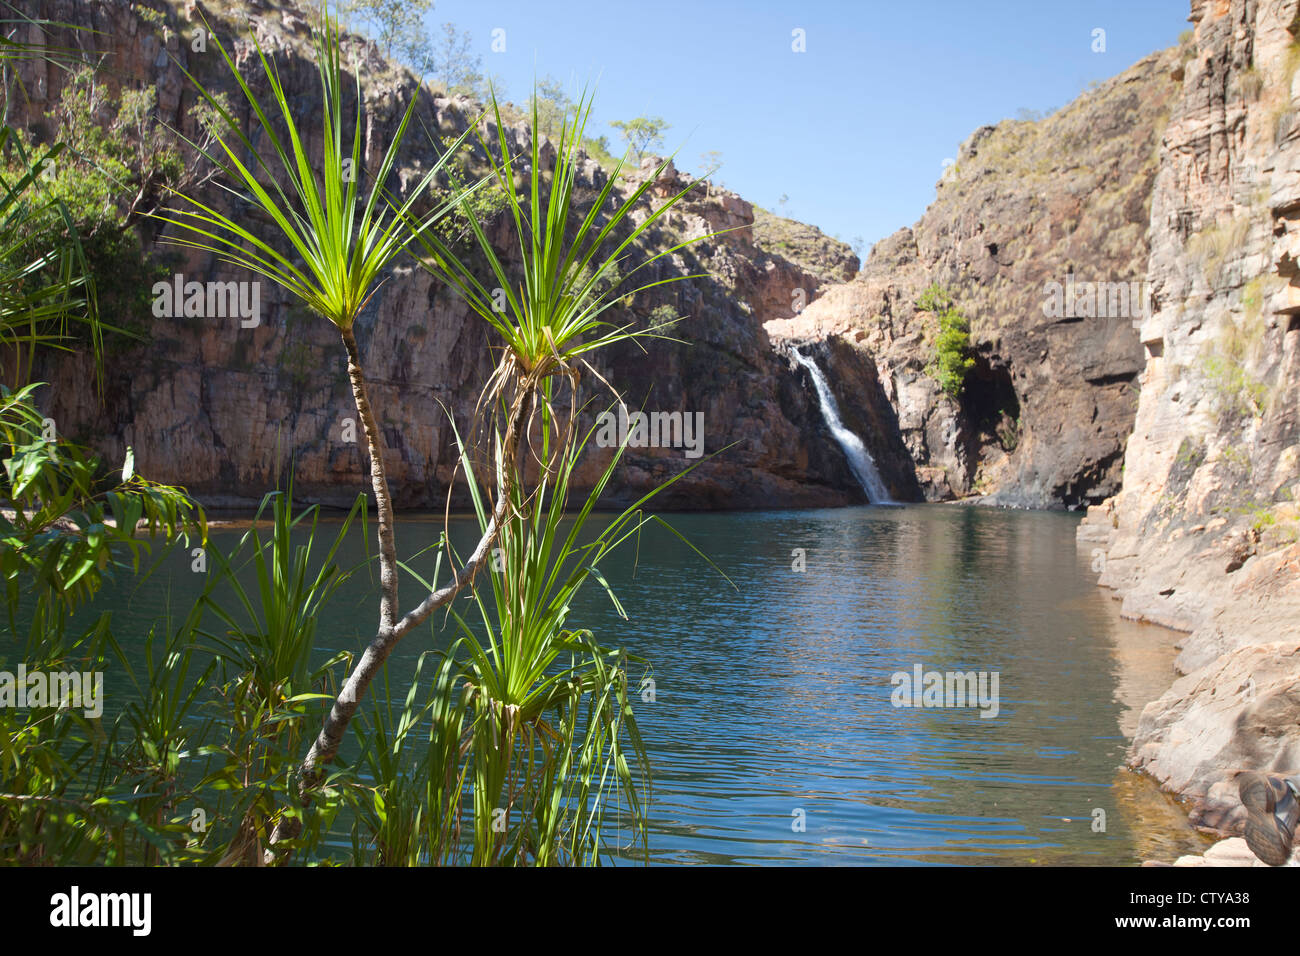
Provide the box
[15,0,1195,516]
[1080,0,1300,829]
[767,45,1182,508]
[14,0,884,512]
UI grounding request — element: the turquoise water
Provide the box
[92,503,1209,865]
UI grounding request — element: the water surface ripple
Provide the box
[100,504,1209,865]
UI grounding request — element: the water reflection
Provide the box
[95,504,1211,865]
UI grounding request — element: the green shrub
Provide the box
[581,134,620,175]
[1201,355,1270,422]
[917,283,974,399]
[5,66,227,350]
[1196,308,1270,425]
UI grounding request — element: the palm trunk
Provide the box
[341,327,400,630]
[283,341,533,828]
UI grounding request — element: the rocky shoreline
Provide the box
[1148,836,1297,867]
[1077,0,1300,853]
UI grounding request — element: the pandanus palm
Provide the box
[452,415,726,865]
[402,90,729,863]
[165,10,720,856]
[408,86,710,442]
[157,16,506,802]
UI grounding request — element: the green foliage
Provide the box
[1196,306,1271,426]
[452,426,646,865]
[189,491,362,863]
[648,304,678,330]
[530,75,574,141]
[198,491,355,711]
[435,414,720,865]
[0,19,149,381]
[1223,486,1293,537]
[0,130,96,378]
[159,15,477,333]
[0,488,360,866]
[425,132,508,248]
[11,65,227,351]
[0,385,211,865]
[43,70,184,216]
[1219,444,1253,475]
[0,608,129,865]
[915,283,949,314]
[408,84,707,373]
[1201,354,1269,422]
[581,134,619,175]
[349,652,468,865]
[339,0,435,72]
[917,283,974,400]
[0,383,204,617]
[610,115,670,162]
[1248,503,1276,531]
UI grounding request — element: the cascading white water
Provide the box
[791,348,894,504]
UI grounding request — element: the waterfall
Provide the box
[791,348,894,504]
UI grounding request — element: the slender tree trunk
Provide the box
[281,341,534,829]
[341,327,399,630]
[265,346,538,865]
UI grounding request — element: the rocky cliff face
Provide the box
[1080,0,1300,829]
[16,0,863,511]
[767,47,1181,508]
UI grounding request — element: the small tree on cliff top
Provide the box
[340,0,435,72]
[611,114,669,162]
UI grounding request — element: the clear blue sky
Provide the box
[421,0,1190,255]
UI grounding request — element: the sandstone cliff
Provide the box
[1080,0,1300,830]
[16,0,864,511]
[767,47,1181,508]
